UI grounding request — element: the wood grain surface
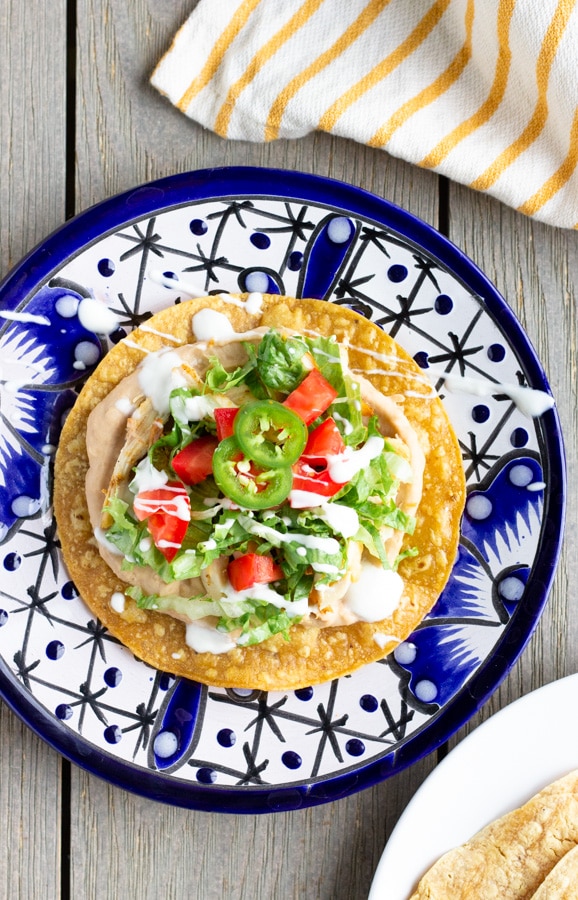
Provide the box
[1,2,577,898]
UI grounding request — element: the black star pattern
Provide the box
[118,220,164,261]
[375,255,442,339]
[201,680,415,784]
[182,243,243,289]
[428,330,484,377]
[336,236,441,338]
[74,618,110,662]
[109,292,153,330]
[247,202,314,241]
[243,693,289,743]
[20,519,60,580]
[12,650,41,691]
[307,697,349,771]
[379,694,415,742]
[460,431,503,481]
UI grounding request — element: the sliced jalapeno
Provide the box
[234,400,307,469]
[212,437,293,509]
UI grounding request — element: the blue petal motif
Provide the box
[395,543,499,709]
[149,678,206,773]
[428,543,496,621]
[396,454,544,711]
[0,283,105,539]
[297,215,358,299]
[461,455,544,563]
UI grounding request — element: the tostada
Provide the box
[53,294,465,689]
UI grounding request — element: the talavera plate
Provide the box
[0,168,565,813]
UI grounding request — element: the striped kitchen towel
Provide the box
[151,0,578,229]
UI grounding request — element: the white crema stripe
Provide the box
[327,435,384,483]
[191,309,235,341]
[239,516,340,555]
[345,564,404,622]
[137,349,188,415]
[428,369,555,417]
[133,485,190,521]
[185,622,236,654]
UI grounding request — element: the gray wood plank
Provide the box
[0,0,68,270]
[70,759,434,900]
[0,1,67,898]
[70,2,442,899]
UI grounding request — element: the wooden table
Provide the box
[1,3,576,898]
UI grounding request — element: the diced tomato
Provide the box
[228,553,284,592]
[283,369,338,425]
[214,407,239,441]
[289,418,347,505]
[291,457,346,499]
[133,483,190,521]
[172,435,218,485]
[133,482,191,562]
[304,417,346,458]
[146,512,188,562]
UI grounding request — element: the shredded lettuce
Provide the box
[304,334,365,444]
[383,440,413,483]
[126,585,301,647]
[204,356,255,393]
[231,608,296,646]
[241,331,309,398]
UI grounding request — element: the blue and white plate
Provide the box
[0,168,565,813]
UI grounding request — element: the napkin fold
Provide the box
[151,0,578,229]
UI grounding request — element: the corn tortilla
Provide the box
[53,295,465,689]
[409,769,578,899]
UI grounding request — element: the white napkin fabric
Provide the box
[151,0,578,229]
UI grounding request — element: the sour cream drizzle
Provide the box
[149,269,264,317]
[345,563,404,622]
[352,366,435,395]
[320,503,360,539]
[148,269,206,296]
[77,297,120,334]
[238,516,340,555]
[172,393,216,422]
[185,621,236,654]
[130,457,168,493]
[115,397,137,416]
[133,487,190,522]
[123,339,149,353]
[327,435,384,483]
[139,324,182,343]
[137,349,189,415]
[191,309,235,341]
[110,592,126,613]
[311,329,555,419]
[428,368,555,417]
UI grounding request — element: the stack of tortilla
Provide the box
[410,769,578,899]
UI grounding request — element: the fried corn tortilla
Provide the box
[409,769,578,900]
[53,295,465,689]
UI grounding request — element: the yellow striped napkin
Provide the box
[151,0,578,229]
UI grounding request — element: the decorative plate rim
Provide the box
[0,167,566,813]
